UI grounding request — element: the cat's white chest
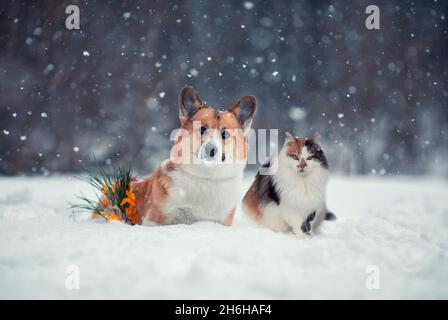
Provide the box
[164,170,242,224]
[282,183,324,215]
[276,185,325,229]
[273,170,328,226]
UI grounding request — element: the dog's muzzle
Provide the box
[199,140,224,164]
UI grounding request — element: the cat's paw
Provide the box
[300,220,311,234]
[293,225,311,239]
[295,231,312,240]
[300,211,316,234]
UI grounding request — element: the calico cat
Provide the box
[242,132,336,238]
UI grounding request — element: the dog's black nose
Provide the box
[203,142,220,161]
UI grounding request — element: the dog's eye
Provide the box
[200,126,207,135]
[306,156,314,160]
[291,155,299,160]
[221,130,230,140]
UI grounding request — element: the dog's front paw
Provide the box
[161,159,176,172]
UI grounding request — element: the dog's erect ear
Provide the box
[284,131,296,144]
[229,96,257,132]
[179,86,204,123]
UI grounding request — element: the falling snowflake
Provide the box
[288,107,307,121]
[189,68,199,77]
[243,1,254,10]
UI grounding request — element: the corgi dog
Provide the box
[243,132,336,238]
[131,87,256,226]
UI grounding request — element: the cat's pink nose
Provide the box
[298,160,307,169]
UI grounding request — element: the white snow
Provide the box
[0,175,447,299]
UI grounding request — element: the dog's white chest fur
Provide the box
[164,169,242,224]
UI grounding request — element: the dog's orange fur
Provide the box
[131,164,174,225]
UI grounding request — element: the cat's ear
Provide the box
[179,86,204,124]
[312,134,321,145]
[229,96,257,133]
[285,131,296,144]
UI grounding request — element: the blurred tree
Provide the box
[0,0,447,176]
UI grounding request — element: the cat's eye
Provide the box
[200,126,207,135]
[221,130,230,140]
[291,155,299,160]
[306,156,314,160]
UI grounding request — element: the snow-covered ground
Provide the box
[0,174,447,299]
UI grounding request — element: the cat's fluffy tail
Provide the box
[324,212,337,221]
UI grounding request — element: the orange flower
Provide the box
[125,206,139,225]
[97,184,139,225]
[107,213,121,221]
[120,188,139,225]
[121,188,136,207]
[92,210,122,221]
[101,182,108,195]
[101,196,109,207]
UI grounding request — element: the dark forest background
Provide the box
[0,0,447,176]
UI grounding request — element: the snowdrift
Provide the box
[0,175,447,299]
